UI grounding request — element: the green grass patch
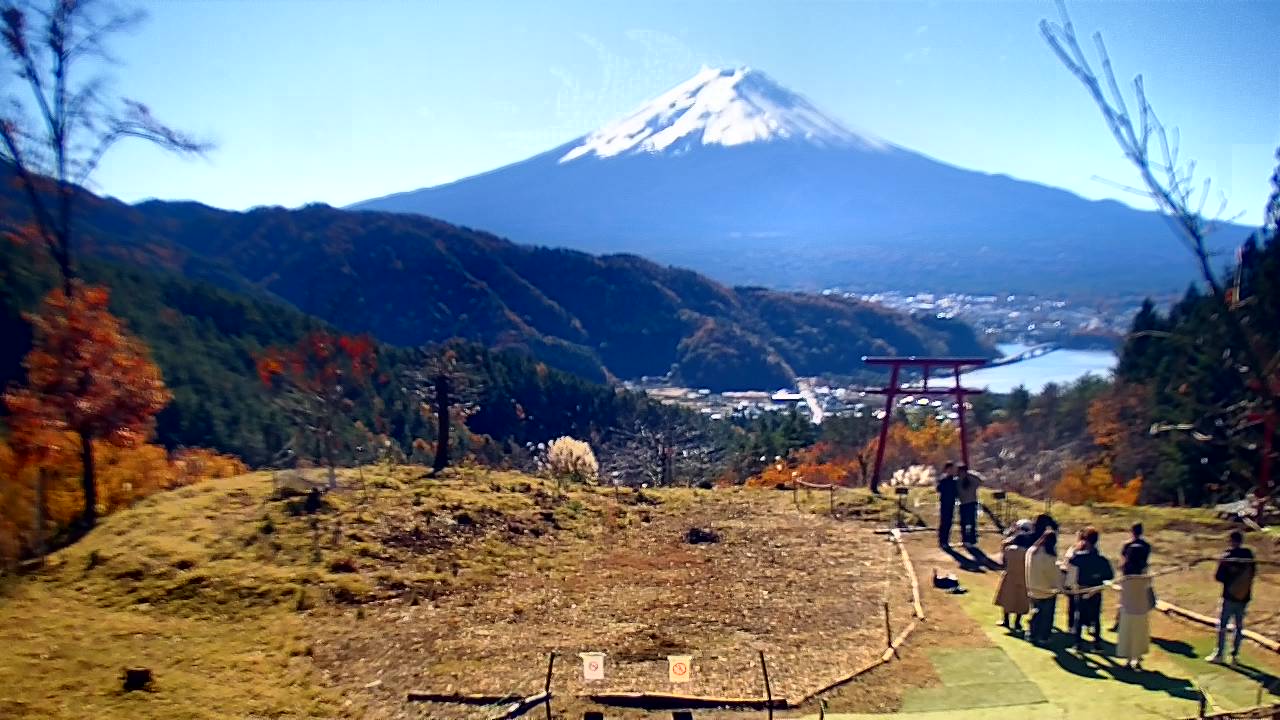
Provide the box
[901,681,1048,712]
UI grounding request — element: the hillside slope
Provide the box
[0,175,989,391]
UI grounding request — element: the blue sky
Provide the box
[91,0,1279,225]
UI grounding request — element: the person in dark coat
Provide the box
[957,464,980,546]
[1207,530,1256,665]
[1067,526,1114,650]
[1121,523,1152,575]
[936,461,958,547]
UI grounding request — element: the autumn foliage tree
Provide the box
[1054,462,1142,506]
[862,414,959,474]
[256,331,376,489]
[3,282,170,529]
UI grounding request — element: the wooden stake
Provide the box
[883,601,895,656]
[760,651,774,720]
[543,652,556,720]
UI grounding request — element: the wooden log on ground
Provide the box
[581,692,788,710]
[873,526,933,534]
[790,620,919,705]
[406,692,522,704]
[487,691,550,720]
[891,534,926,620]
[881,620,919,662]
[1190,701,1280,719]
[1155,600,1280,654]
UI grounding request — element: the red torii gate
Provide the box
[863,356,988,493]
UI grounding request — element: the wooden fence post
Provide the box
[544,652,556,720]
[884,602,896,658]
[759,651,774,720]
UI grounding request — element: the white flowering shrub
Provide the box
[890,464,936,487]
[545,436,599,487]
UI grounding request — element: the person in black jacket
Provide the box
[1111,522,1152,631]
[1207,531,1256,665]
[957,464,980,546]
[1067,526,1114,650]
[936,461,958,547]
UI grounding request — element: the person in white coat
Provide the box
[1025,530,1063,645]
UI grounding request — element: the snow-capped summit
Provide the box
[559,66,886,163]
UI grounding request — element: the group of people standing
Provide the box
[993,518,1258,668]
[933,462,1260,669]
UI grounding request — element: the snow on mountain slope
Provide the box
[559,66,887,162]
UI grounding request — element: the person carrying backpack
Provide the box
[1207,530,1256,665]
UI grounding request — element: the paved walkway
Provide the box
[797,538,1280,720]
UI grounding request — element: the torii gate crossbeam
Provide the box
[862,356,988,493]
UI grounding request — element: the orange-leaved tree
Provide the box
[3,283,171,530]
[256,331,377,488]
[1054,461,1142,506]
[860,415,959,474]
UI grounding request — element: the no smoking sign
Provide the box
[580,652,605,681]
[668,655,692,683]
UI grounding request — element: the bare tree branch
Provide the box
[1041,0,1278,426]
[0,0,211,291]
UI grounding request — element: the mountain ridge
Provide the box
[0,173,991,391]
[353,66,1246,296]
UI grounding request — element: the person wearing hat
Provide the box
[994,519,1033,632]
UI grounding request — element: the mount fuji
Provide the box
[353,67,1241,296]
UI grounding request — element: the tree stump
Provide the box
[122,667,153,691]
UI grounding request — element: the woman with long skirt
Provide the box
[1117,572,1154,669]
[995,519,1033,632]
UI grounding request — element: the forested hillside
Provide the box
[0,242,669,467]
[0,173,989,391]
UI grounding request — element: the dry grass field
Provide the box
[3,468,1278,720]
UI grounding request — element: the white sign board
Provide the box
[668,655,692,683]
[580,652,605,681]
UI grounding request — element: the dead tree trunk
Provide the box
[433,373,451,473]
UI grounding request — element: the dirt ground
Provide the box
[307,490,917,720]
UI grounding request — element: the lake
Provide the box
[961,343,1117,393]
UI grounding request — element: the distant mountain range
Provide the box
[0,173,988,391]
[353,66,1246,296]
